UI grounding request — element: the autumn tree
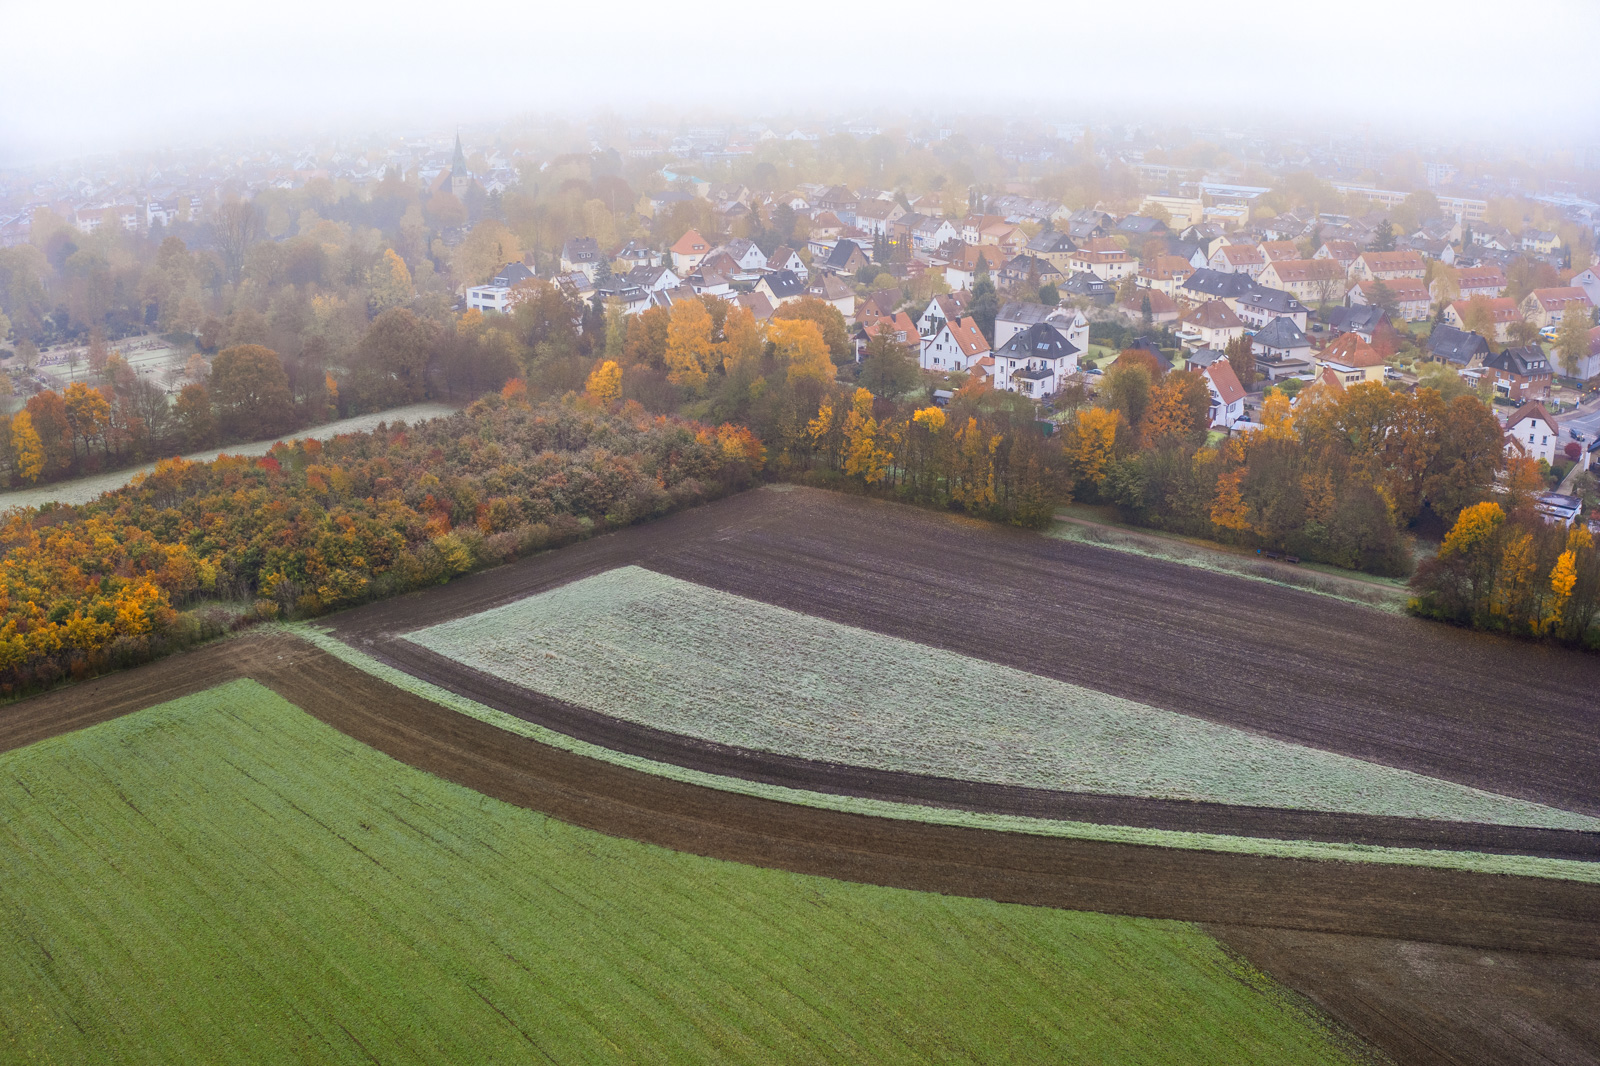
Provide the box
[213,199,261,284]
[174,384,216,449]
[768,318,834,386]
[1554,306,1592,379]
[586,360,622,404]
[63,382,111,461]
[857,332,918,397]
[664,297,713,390]
[352,308,437,409]
[772,298,851,364]
[10,409,43,483]
[24,390,72,477]
[211,345,295,440]
[842,387,890,483]
[367,249,413,315]
[719,305,764,375]
[1224,334,1255,387]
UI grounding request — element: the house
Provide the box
[1209,243,1266,278]
[464,261,536,313]
[1521,287,1593,329]
[1444,297,1522,342]
[1349,250,1427,282]
[1067,246,1136,282]
[1257,240,1300,263]
[1571,325,1600,381]
[615,239,662,271]
[807,273,856,318]
[995,301,1087,350]
[1025,230,1078,272]
[1121,288,1181,324]
[670,229,711,274]
[560,237,604,279]
[1349,278,1431,321]
[1177,299,1246,352]
[1135,255,1195,296]
[1327,304,1386,342]
[1504,401,1559,466]
[686,268,732,298]
[624,264,681,293]
[1483,345,1553,402]
[1313,240,1361,273]
[820,239,869,276]
[1116,215,1169,239]
[1200,360,1247,428]
[1454,266,1506,301]
[1536,493,1582,527]
[999,254,1063,288]
[990,322,1081,398]
[1521,229,1562,255]
[853,197,907,237]
[860,289,902,320]
[1426,324,1491,368]
[733,290,776,323]
[1317,333,1386,386]
[1252,317,1313,380]
[916,291,970,336]
[1178,268,1257,310]
[919,316,991,372]
[1061,271,1114,303]
[1235,286,1309,331]
[1256,259,1347,303]
[809,211,845,239]
[979,221,1030,257]
[719,238,768,272]
[754,270,807,308]
[1570,265,1600,307]
[766,245,807,281]
[853,311,919,359]
[910,217,959,250]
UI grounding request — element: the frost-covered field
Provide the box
[407,566,1600,831]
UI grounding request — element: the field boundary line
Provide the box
[295,625,1600,886]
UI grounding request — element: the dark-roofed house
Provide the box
[807,273,856,318]
[1236,286,1309,330]
[1426,325,1490,368]
[1026,229,1078,271]
[991,322,1081,398]
[821,239,869,276]
[1116,215,1169,238]
[999,254,1063,288]
[560,237,603,279]
[1483,345,1552,403]
[1178,268,1257,310]
[1252,317,1313,380]
[1327,304,1385,342]
[1178,299,1245,352]
[1061,271,1114,303]
[754,269,807,308]
[995,300,1088,351]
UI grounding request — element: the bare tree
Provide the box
[213,200,261,285]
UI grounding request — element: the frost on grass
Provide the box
[407,566,1600,831]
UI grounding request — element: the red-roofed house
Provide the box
[1135,255,1196,296]
[1068,246,1136,282]
[1256,259,1347,303]
[1258,240,1301,263]
[1121,288,1180,324]
[1199,360,1246,428]
[1209,243,1266,278]
[1313,240,1360,273]
[1178,299,1245,351]
[920,315,991,372]
[1349,250,1426,282]
[670,229,711,274]
[1444,297,1522,342]
[1454,266,1506,300]
[1520,287,1594,329]
[1317,333,1386,386]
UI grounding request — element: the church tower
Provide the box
[450,132,471,199]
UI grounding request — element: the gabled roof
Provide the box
[1354,250,1426,271]
[995,321,1081,360]
[1315,367,1346,391]
[1426,324,1490,365]
[561,237,601,262]
[1320,332,1383,368]
[1027,230,1076,254]
[1356,277,1429,301]
[1183,299,1243,330]
[1182,268,1256,299]
[1450,297,1520,322]
[1215,244,1264,265]
[1237,285,1307,315]
[1004,254,1062,278]
[809,273,854,301]
[1316,240,1360,261]
[1252,316,1308,350]
[1257,240,1299,261]
[997,301,1060,327]
[1203,360,1246,405]
[1486,345,1551,377]
[760,270,807,299]
[824,239,865,269]
[1265,258,1344,282]
[1505,399,1554,429]
[1527,286,1592,309]
[671,229,709,255]
[1122,289,1179,315]
[734,291,775,322]
[489,261,536,287]
[945,317,991,356]
[1328,304,1385,334]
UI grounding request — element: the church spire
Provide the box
[452,130,468,175]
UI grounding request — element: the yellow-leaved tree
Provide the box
[768,318,833,385]
[11,410,44,484]
[720,305,765,375]
[586,360,622,404]
[842,388,891,483]
[665,298,712,390]
[1062,407,1119,492]
[368,249,413,314]
[951,416,1000,509]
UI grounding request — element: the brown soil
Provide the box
[330,486,1600,820]
[1211,924,1600,1066]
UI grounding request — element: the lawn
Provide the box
[0,680,1366,1065]
[407,566,1597,831]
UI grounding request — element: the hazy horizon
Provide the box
[4,0,1598,166]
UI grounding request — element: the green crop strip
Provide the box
[299,626,1600,886]
[0,679,1367,1065]
[401,567,1597,832]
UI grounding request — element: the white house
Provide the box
[720,238,769,272]
[1504,401,1559,466]
[766,245,807,282]
[990,322,1080,398]
[994,301,1087,351]
[1201,361,1247,428]
[920,316,991,372]
[1571,264,1600,308]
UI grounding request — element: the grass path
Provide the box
[0,679,1367,1065]
[0,401,457,510]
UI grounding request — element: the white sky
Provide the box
[2,0,1596,163]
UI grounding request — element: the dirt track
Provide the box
[331,486,1600,820]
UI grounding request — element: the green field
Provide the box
[0,680,1366,1064]
[407,567,1595,830]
